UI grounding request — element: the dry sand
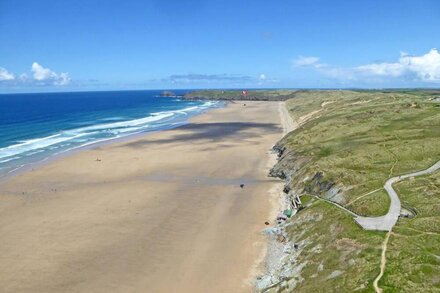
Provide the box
[0,101,286,293]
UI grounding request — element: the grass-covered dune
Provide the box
[383,172,440,291]
[274,90,440,215]
[265,90,440,292]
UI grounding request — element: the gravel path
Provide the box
[355,160,440,231]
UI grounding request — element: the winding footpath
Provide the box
[373,231,392,293]
[355,160,440,231]
[368,159,440,292]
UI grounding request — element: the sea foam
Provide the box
[0,99,220,177]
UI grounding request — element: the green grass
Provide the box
[266,198,384,292]
[283,90,440,211]
[348,189,390,217]
[268,90,440,291]
[184,89,298,101]
[380,172,440,292]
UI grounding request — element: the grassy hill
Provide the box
[183,89,299,101]
[383,172,440,291]
[264,90,440,292]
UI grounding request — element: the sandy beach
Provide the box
[0,101,287,293]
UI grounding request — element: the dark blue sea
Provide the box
[0,90,221,177]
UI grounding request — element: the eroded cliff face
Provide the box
[269,139,346,206]
[257,141,350,292]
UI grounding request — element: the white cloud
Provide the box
[357,62,405,77]
[161,73,279,85]
[357,48,440,81]
[31,62,71,85]
[0,67,15,81]
[54,72,70,86]
[31,62,53,81]
[257,73,279,84]
[293,49,440,83]
[403,49,440,81]
[292,56,321,67]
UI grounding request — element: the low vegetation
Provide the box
[278,90,440,212]
[266,196,384,292]
[381,172,440,291]
[266,90,440,291]
[182,89,440,291]
[184,89,298,101]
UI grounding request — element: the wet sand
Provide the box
[0,101,286,292]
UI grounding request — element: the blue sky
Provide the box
[0,0,439,92]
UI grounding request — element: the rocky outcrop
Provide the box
[303,172,345,204]
[303,172,335,194]
[258,141,346,292]
[269,144,311,180]
[269,139,346,205]
[160,91,177,97]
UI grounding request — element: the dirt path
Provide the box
[370,161,440,292]
[278,102,297,134]
[314,196,358,217]
[346,188,383,206]
[373,231,391,293]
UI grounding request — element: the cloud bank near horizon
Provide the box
[2,49,440,91]
[153,73,278,85]
[0,67,15,81]
[31,62,70,86]
[0,63,70,86]
[292,48,440,84]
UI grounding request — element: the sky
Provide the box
[0,0,439,92]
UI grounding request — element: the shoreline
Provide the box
[0,101,225,183]
[253,102,297,290]
[248,101,296,287]
[0,100,287,292]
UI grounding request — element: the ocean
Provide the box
[0,90,221,178]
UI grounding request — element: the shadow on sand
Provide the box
[121,122,280,148]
